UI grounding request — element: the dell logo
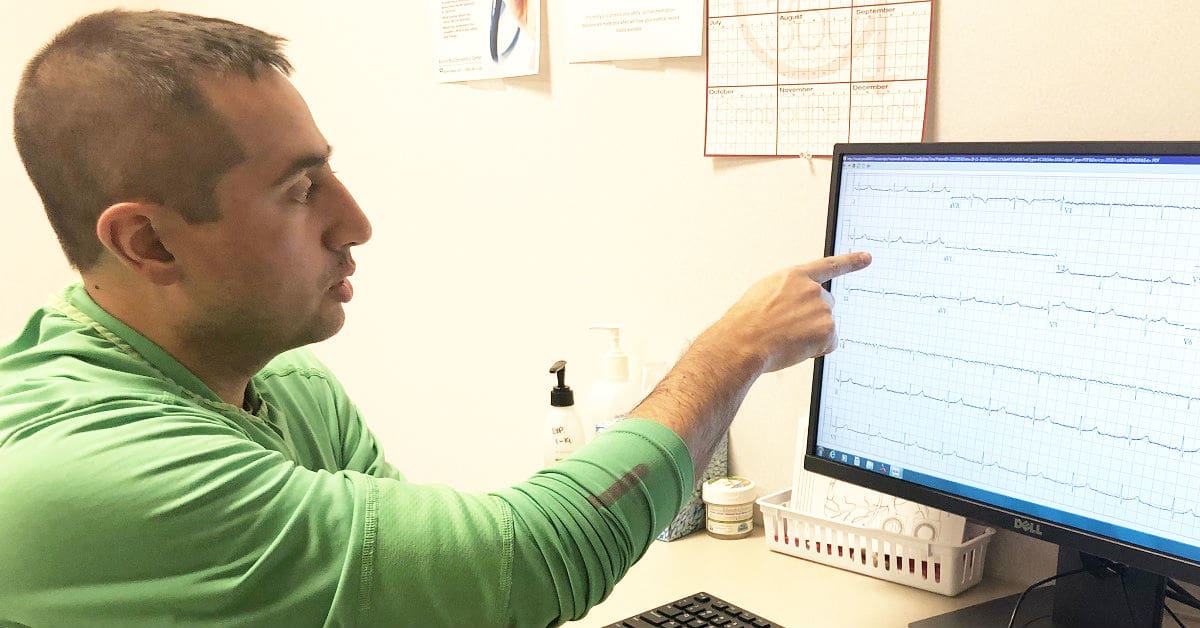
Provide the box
[1013,517,1043,536]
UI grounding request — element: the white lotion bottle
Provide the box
[584,325,641,441]
[544,360,585,467]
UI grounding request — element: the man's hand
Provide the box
[630,252,871,480]
[704,251,873,375]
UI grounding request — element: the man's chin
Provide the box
[312,308,347,343]
[289,307,347,349]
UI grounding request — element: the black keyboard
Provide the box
[603,591,783,628]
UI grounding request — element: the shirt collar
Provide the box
[60,283,229,406]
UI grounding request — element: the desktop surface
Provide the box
[573,527,1033,627]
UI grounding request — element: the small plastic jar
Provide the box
[702,476,757,539]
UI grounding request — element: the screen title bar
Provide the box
[842,154,1200,165]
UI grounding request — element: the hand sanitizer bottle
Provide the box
[584,325,641,441]
[544,360,585,467]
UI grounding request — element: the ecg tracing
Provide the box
[815,157,1200,552]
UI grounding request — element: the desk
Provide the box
[574,528,1200,627]
[570,526,1026,628]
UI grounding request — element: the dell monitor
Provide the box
[807,142,1200,627]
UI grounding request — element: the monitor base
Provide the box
[910,587,1055,627]
[910,548,1166,628]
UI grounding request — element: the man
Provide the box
[0,9,870,627]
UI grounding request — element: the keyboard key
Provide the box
[661,622,682,628]
[658,605,682,617]
[687,621,707,628]
[676,613,695,623]
[694,593,711,603]
[752,620,772,628]
[709,616,731,626]
[697,610,718,620]
[685,604,705,614]
[639,611,669,625]
[738,612,755,622]
[725,607,741,615]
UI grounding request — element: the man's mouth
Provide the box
[330,277,354,303]
[330,259,356,302]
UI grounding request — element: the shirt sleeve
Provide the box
[0,411,691,627]
[367,419,693,626]
[324,377,401,481]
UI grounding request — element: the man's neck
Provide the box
[84,278,264,408]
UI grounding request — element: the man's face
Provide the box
[166,70,371,356]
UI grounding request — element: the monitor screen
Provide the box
[808,142,1200,584]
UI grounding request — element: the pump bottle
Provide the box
[544,360,585,466]
[584,325,641,440]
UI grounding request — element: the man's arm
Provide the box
[631,252,872,480]
[0,254,868,627]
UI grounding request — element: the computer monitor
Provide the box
[806,142,1200,628]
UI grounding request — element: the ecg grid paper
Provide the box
[705,0,931,157]
[815,158,1200,557]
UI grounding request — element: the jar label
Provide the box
[707,503,754,520]
[707,518,753,536]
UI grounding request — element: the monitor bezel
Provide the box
[805,140,1200,585]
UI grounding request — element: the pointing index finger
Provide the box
[801,251,872,284]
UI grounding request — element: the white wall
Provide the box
[5,0,1200,586]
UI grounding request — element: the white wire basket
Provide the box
[757,488,995,596]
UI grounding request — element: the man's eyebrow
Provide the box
[272,145,333,187]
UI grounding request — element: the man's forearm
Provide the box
[630,322,765,481]
[627,252,871,481]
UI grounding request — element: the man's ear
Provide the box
[94,202,181,286]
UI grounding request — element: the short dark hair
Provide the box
[13,10,294,270]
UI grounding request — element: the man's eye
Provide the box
[289,178,315,203]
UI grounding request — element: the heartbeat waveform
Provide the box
[844,233,1056,258]
[854,185,952,194]
[825,420,1200,521]
[1056,268,1193,286]
[843,287,1200,332]
[833,376,1200,455]
[840,339,1199,403]
[852,185,1200,214]
[843,232,1194,285]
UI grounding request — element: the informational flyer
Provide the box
[433,0,540,82]
[792,466,966,544]
[704,0,933,157]
[565,1,704,63]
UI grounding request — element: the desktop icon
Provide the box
[865,460,875,470]
[854,456,861,466]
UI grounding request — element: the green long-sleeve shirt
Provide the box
[0,285,693,627]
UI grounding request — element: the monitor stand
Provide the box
[910,547,1167,628]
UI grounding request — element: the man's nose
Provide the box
[325,179,372,249]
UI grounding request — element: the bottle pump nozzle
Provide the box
[549,360,574,407]
[589,325,629,382]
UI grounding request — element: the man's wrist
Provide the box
[692,319,768,383]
